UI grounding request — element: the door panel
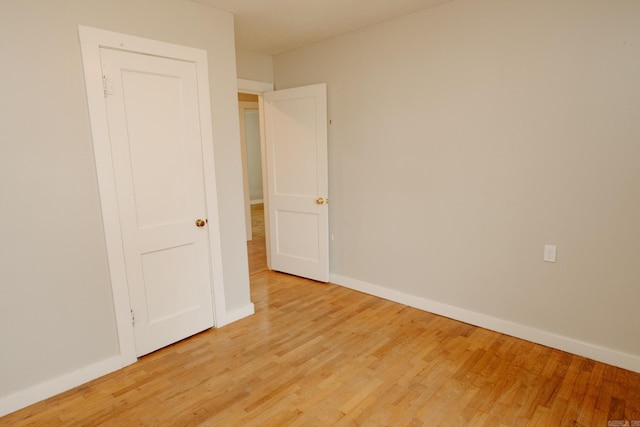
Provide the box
[140,244,199,322]
[272,97,319,196]
[263,84,329,282]
[100,48,214,356]
[275,210,320,260]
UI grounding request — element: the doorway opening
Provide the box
[238,93,267,275]
[237,79,329,283]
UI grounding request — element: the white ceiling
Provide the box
[192,0,452,55]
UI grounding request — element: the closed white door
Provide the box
[263,84,329,282]
[100,48,214,356]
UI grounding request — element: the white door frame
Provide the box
[80,26,227,365]
[238,100,260,241]
[237,79,274,270]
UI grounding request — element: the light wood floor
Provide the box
[2,208,639,425]
[247,203,267,275]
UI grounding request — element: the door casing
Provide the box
[80,26,227,365]
[238,100,260,241]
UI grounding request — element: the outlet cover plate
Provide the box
[544,244,557,263]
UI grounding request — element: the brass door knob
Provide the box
[315,198,325,205]
[195,219,206,227]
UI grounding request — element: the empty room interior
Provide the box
[1,0,639,425]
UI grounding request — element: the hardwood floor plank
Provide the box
[247,203,267,275]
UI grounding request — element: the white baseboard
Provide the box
[1,302,258,417]
[250,199,263,205]
[5,278,635,418]
[222,302,255,326]
[330,273,640,374]
[0,303,255,417]
[0,354,127,417]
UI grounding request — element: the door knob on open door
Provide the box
[195,219,206,227]
[315,198,325,205]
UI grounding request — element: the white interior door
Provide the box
[100,48,214,356]
[263,84,329,282]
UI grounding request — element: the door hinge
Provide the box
[102,75,114,97]
[131,309,136,327]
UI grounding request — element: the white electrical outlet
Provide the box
[544,244,557,263]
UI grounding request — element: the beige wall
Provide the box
[0,0,250,404]
[274,0,640,363]
[244,110,264,202]
[236,49,274,83]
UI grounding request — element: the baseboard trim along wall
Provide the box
[1,302,257,417]
[4,277,635,417]
[0,355,126,418]
[330,273,640,374]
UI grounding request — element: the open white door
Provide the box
[263,84,329,282]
